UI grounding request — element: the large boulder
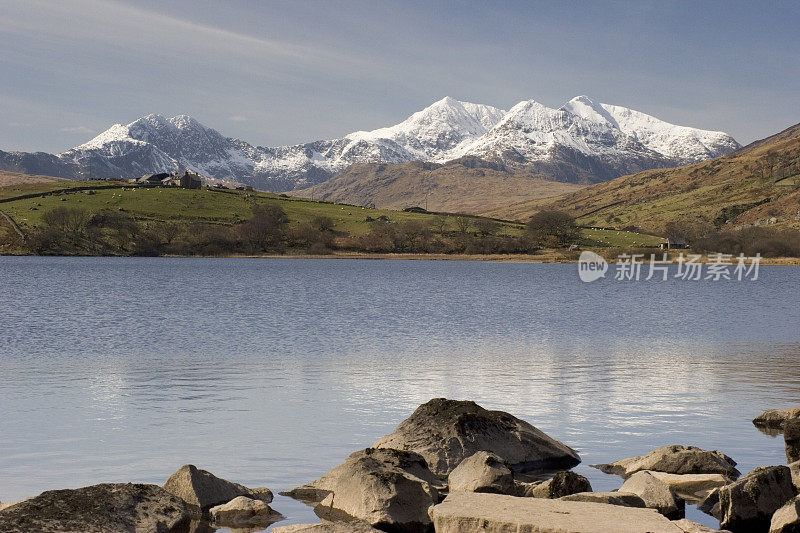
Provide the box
[429,491,683,533]
[162,464,253,512]
[289,448,439,532]
[754,407,800,430]
[371,399,580,477]
[594,445,740,480]
[529,471,592,499]
[447,451,514,494]
[559,491,646,507]
[770,495,800,533]
[697,487,722,519]
[0,483,189,533]
[786,420,800,464]
[620,471,684,519]
[209,495,281,528]
[285,448,442,503]
[719,465,797,532]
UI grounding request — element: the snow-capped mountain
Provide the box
[0,96,739,189]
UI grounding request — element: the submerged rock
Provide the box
[447,451,514,494]
[209,495,281,527]
[529,470,592,499]
[753,407,800,430]
[558,491,646,507]
[371,398,580,477]
[288,448,439,532]
[162,464,255,513]
[620,471,684,519]
[430,491,683,533]
[719,465,797,532]
[0,483,189,533]
[594,445,740,480]
[770,495,800,533]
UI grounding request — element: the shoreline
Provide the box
[3,250,799,265]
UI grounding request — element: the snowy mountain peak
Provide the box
[36,95,740,191]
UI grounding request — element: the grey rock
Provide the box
[770,495,800,533]
[272,521,385,533]
[529,471,592,499]
[249,487,274,504]
[558,491,646,507]
[371,398,580,478]
[594,445,740,480]
[209,496,281,528]
[754,407,800,430]
[285,448,442,503]
[0,483,189,533]
[288,448,439,532]
[447,451,514,494]
[719,465,797,532]
[162,464,252,513]
[786,420,800,464]
[430,491,684,533]
[697,487,721,519]
[620,471,684,519]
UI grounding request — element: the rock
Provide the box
[697,487,721,519]
[430,491,683,533]
[719,465,797,532]
[447,451,514,494]
[163,464,252,512]
[290,448,439,532]
[790,461,800,491]
[285,448,442,503]
[209,496,280,527]
[646,471,729,500]
[770,495,800,533]
[0,483,189,533]
[620,471,685,519]
[672,518,731,532]
[559,491,646,507]
[594,445,740,480]
[371,398,580,477]
[786,420,800,464]
[754,407,800,430]
[249,486,274,503]
[510,481,542,497]
[273,521,383,533]
[529,471,592,498]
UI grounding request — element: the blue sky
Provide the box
[1,0,798,152]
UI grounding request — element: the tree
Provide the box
[454,216,472,234]
[237,203,288,252]
[526,210,581,246]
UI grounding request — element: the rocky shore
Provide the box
[2,399,800,533]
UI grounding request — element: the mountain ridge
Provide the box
[0,96,739,191]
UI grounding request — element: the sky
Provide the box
[1,0,799,153]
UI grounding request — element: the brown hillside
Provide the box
[292,159,583,216]
[485,122,800,233]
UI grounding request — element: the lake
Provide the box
[1,256,798,529]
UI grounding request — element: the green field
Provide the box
[0,180,664,251]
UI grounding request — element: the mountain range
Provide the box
[0,96,740,191]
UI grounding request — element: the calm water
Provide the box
[1,256,799,529]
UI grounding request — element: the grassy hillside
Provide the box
[293,159,583,216]
[485,122,800,233]
[0,178,662,255]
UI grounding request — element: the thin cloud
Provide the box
[228,115,248,123]
[60,126,94,134]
